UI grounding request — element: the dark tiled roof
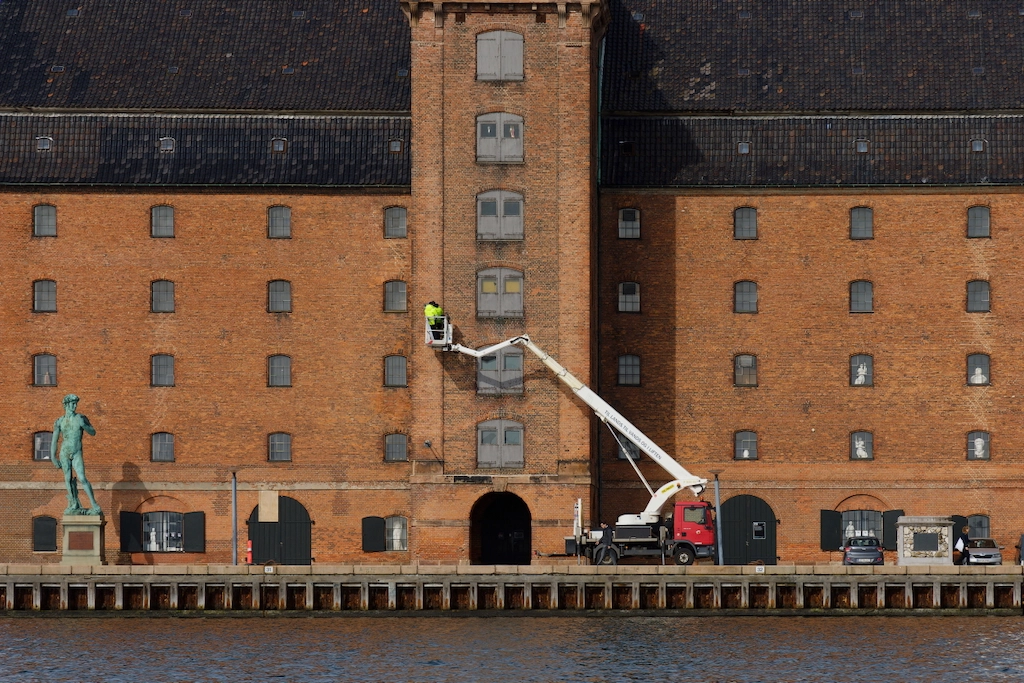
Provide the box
[603,0,1024,114]
[0,0,410,112]
[0,114,410,186]
[602,116,1024,187]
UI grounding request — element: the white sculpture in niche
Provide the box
[969,367,987,384]
[854,363,868,385]
[854,437,869,459]
[974,437,986,459]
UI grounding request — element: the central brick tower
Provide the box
[401,1,605,562]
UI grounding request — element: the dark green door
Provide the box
[721,494,778,565]
[247,496,312,565]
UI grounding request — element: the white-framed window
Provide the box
[385,207,407,238]
[268,206,291,238]
[385,516,408,551]
[384,355,408,387]
[477,268,523,317]
[967,280,990,312]
[968,206,990,238]
[33,431,52,461]
[967,431,990,461]
[734,207,757,239]
[143,511,183,552]
[476,113,523,163]
[33,280,56,312]
[33,354,57,386]
[734,281,757,313]
[159,137,175,153]
[477,190,524,240]
[734,354,757,386]
[384,280,408,312]
[151,354,175,386]
[850,431,873,460]
[850,280,873,312]
[151,280,175,313]
[385,434,408,462]
[735,431,757,460]
[268,280,292,312]
[618,282,640,312]
[476,31,524,81]
[618,208,640,238]
[618,354,640,385]
[151,205,174,237]
[151,432,175,462]
[36,136,53,152]
[477,419,524,468]
[478,346,524,394]
[850,354,873,387]
[268,355,292,387]
[33,205,57,237]
[850,207,873,239]
[967,354,990,386]
[271,137,287,154]
[268,432,292,461]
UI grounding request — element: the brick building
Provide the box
[1,0,1022,566]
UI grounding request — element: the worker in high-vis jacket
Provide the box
[424,301,444,339]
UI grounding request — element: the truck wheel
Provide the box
[673,546,695,566]
[595,547,618,566]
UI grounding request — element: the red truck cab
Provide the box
[673,501,716,549]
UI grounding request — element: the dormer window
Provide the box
[855,139,869,154]
[271,138,287,154]
[737,142,751,155]
[388,139,404,154]
[50,65,65,73]
[971,139,986,153]
[159,137,175,153]
[292,10,306,18]
[36,137,53,152]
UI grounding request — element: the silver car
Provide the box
[964,538,1003,565]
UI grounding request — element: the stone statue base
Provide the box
[896,516,954,566]
[61,514,105,566]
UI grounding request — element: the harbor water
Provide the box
[2,615,1024,682]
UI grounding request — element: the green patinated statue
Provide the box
[51,394,102,516]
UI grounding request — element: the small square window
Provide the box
[179,9,193,16]
[737,141,751,154]
[850,9,864,18]
[292,10,306,18]
[36,137,52,152]
[282,66,295,74]
[159,137,175,153]
[271,138,287,153]
[972,67,984,75]
[480,123,497,138]
[969,9,981,18]
[618,208,640,238]
[167,66,179,74]
[735,431,757,460]
[151,433,175,462]
[737,68,750,76]
[618,440,641,461]
[66,9,80,17]
[971,139,986,153]
[388,139,403,153]
[632,11,644,21]
[855,139,869,154]
[619,140,636,156]
[852,66,865,75]
[738,10,751,19]
[50,65,65,73]
[269,433,292,461]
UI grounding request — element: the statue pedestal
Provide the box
[61,514,105,566]
[896,516,954,566]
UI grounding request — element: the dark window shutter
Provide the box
[183,511,206,553]
[950,514,969,540]
[362,516,386,552]
[819,510,843,551]
[33,516,58,552]
[120,511,143,552]
[882,509,905,551]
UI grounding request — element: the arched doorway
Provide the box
[247,496,312,565]
[470,492,532,565]
[721,494,778,565]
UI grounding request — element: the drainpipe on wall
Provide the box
[231,470,238,565]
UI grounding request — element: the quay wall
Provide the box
[2,564,1022,613]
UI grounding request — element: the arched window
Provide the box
[476,190,523,240]
[618,208,640,239]
[151,432,175,462]
[850,207,873,240]
[151,205,174,237]
[151,354,175,386]
[617,354,640,385]
[967,280,990,312]
[268,355,292,386]
[477,419,524,468]
[33,205,57,237]
[268,206,291,238]
[850,431,873,460]
[850,280,873,312]
[850,354,873,387]
[476,113,523,162]
[841,510,881,539]
[385,516,409,551]
[268,433,292,461]
[33,280,56,312]
[734,281,757,313]
[384,280,407,312]
[618,282,640,312]
[385,434,408,462]
[476,30,524,81]
[967,431,990,460]
[384,207,407,238]
[477,268,523,317]
[384,355,407,387]
[151,280,175,313]
[268,280,292,312]
[734,431,757,460]
[967,354,990,386]
[34,354,57,386]
[967,206,990,238]
[734,207,757,239]
[734,354,757,386]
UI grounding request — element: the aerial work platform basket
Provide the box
[424,314,452,349]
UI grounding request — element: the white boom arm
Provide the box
[446,332,707,525]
